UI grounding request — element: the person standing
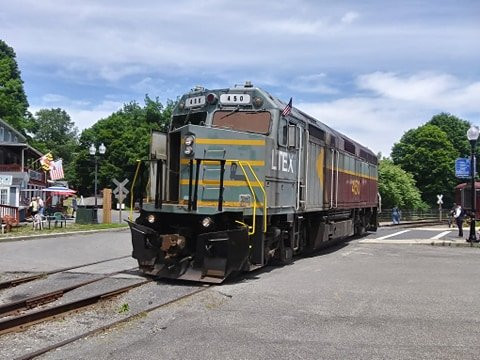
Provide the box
[29,197,39,216]
[72,196,78,218]
[38,197,45,216]
[453,204,465,237]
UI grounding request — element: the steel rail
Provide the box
[0,267,138,318]
[0,279,150,336]
[14,285,210,360]
[0,255,131,290]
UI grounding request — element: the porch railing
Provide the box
[0,164,23,172]
[0,204,19,223]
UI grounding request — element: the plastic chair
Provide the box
[33,214,47,230]
[53,212,67,228]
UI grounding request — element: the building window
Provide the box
[0,127,3,141]
[0,188,8,205]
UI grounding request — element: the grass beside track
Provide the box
[0,222,128,239]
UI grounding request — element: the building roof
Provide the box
[0,118,43,157]
[0,118,27,143]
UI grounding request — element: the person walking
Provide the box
[392,206,400,225]
[453,203,465,237]
[448,203,457,228]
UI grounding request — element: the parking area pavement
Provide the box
[40,240,480,360]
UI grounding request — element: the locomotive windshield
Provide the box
[171,112,207,130]
[212,111,271,134]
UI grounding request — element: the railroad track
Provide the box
[14,284,210,360]
[0,255,131,290]
[0,266,139,319]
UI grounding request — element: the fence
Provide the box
[378,208,450,223]
[0,204,19,223]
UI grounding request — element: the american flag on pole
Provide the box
[50,159,64,180]
[281,97,292,117]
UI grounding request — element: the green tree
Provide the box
[428,112,471,157]
[69,96,173,195]
[0,39,32,133]
[378,158,426,210]
[391,124,458,206]
[30,108,78,164]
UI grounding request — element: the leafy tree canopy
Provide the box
[68,95,174,195]
[378,158,427,210]
[30,108,78,164]
[0,39,32,134]
[391,123,458,206]
[427,112,471,158]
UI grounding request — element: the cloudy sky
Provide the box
[1,0,479,155]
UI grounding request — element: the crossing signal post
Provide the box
[437,195,443,222]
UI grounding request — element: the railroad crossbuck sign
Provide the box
[113,178,129,199]
[113,178,129,223]
[437,194,443,205]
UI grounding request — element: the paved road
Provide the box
[0,229,133,274]
[362,225,470,244]
[36,239,480,360]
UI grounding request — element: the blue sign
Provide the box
[455,158,475,178]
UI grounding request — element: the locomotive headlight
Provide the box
[253,96,263,108]
[184,135,195,146]
[178,102,185,110]
[184,146,194,156]
[201,217,213,228]
[147,214,155,223]
[206,93,218,104]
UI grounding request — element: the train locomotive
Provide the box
[128,82,378,283]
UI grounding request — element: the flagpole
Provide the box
[32,151,52,165]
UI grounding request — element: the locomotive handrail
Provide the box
[330,148,335,208]
[187,158,226,212]
[238,160,267,233]
[335,149,339,208]
[235,161,257,235]
[129,160,142,220]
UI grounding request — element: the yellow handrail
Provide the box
[236,161,256,235]
[227,159,267,235]
[241,161,267,233]
[129,160,142,220]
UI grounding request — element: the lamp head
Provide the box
[89,143,96,155]
[99,143,106,155]
[467,126,479,142]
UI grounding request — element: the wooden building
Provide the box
[0,118,47,221]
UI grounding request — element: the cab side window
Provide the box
[279,119,300,149]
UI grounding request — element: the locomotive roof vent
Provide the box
[244,81,253,88]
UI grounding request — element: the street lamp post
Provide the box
[89,143,106,212]
[467,126,479,243]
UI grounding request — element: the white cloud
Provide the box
[64,101,124,129]
[30,98,123,130]
[357,72,480,111]
[298,72,480,156]
[288,74,339,95]
[341,11,359,24]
